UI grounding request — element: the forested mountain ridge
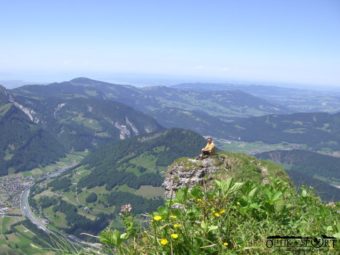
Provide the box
[257,149,340,201]
[0,87,65,175]
[0,85,162,175]
[257,150,340,179]
[80,128,206,188]
[13,95,162,151]
[12,77,140,100]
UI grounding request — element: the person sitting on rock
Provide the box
[197,137,215,159]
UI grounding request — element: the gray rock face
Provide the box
[162,157,219,199]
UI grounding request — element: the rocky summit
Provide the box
[162,152,288,199]
[163,157,218,199]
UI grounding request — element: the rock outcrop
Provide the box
[163,157,220,199]
[162,153,286,199]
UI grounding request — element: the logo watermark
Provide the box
[265,235,337,254]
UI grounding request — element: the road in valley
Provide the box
[20,164,82,242]
[19,163,102,249]
[20,188,50,233]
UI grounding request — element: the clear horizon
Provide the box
[1,0,339,87]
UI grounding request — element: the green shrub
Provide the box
[85,192,98,203]
[99,178,340,254]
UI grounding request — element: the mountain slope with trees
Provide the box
[29,128,206,237]
[0,85,162,175]
[13,95,162,151]
[256,150,340,201]
[0,87,65,175]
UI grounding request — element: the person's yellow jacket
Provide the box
[203,142,215,154]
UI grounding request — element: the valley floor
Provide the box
[0,151,87,255]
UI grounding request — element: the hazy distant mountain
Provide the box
[9,78,340,160]
[174,83,340,113]
[14,78,287,119]
[13,77,288,138]
[0,80,32,89]
[12,77,140,100]
[140,85,287,118]
[225,112,340,150]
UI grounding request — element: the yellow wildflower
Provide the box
[219,209,225,214]
[171,233,179,239]
[153,215,162,221]
[196,198,202,202]
[160,238,168,245]
[214,212,221,217]
[223,242,228,247]
[174,223,182,228]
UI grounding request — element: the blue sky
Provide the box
[0,0,339,87]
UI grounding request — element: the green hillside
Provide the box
[0,84,162,175]
[29,129,206,237]
[0,103,65,176]
[257,150,340,201]
[14,96,162,151]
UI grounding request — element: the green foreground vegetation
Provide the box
[100,179,340,254]
[97,153,340,254]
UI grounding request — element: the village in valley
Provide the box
[0,152,85,220]
[0,174,33,217]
